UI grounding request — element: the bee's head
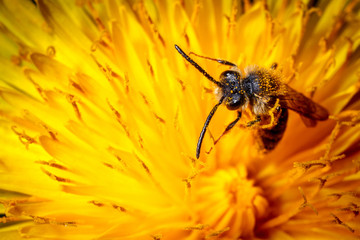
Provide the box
[174,44,247,158]
[219,70,246,110]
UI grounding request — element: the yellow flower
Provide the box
[1,0,360,239]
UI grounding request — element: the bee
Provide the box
[175,45,329,159]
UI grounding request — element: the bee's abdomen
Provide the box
[257,108,288,151]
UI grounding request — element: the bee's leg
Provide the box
[189,52,237,67]
[214,111,242,145]
[260,99,281,129]
[246,115,261,127]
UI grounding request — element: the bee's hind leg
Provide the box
[260,98,281,129]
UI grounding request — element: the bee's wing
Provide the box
[300,115,318,127]
[277,85,329,125]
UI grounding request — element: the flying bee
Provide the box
[174,44,329,159]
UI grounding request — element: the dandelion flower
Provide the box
[1,0,360,239]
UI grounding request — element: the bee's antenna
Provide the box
[175,45,223,87]
[196,96,225,158]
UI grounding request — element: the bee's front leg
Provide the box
[214,111,242,145]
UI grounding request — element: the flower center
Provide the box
[192,165,268,238]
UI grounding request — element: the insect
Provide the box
[175,44,329,159]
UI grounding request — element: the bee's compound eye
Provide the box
[226,93,244,110]
[220,70,241,84]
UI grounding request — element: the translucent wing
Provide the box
[277,85,329,126]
